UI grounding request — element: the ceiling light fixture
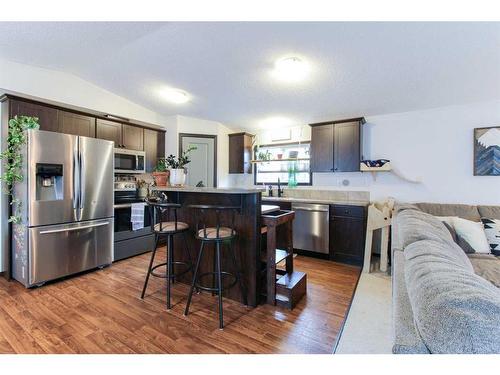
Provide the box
[272,56,310,83]
[160,88,190,104]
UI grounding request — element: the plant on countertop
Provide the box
[165,145,197,170]
[0,116,40,224]
[154,158,168,172]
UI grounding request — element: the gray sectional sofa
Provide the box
[392,202,500,354]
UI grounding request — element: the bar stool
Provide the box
[141,198,193,309]
[184,205,247,329]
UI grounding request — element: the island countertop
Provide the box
[153,186,264,194]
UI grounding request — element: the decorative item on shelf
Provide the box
[152,158,169,187]
[256,149,272,162]
[473,126,499,176]
[287,161,298,187]
[136,179,149,199]
[277,153,283,160]
[166,145,197,186]
[288,150,299,159]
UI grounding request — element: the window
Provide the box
[254,142,312,186]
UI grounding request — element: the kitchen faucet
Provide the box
[277,178,284,197]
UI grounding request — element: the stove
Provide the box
[113,188,154,261]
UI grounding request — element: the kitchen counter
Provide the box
[156,188,262,307]
[153,186,263,194]
[262,196,370,207]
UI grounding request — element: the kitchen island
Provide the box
[153,186,263,307]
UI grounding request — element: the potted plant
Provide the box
[152,158,169,187]
[166,145,197,186]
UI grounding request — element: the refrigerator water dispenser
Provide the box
[36,163,63,201]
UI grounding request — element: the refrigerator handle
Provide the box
[72,144,80,209]
[79,141,85,210]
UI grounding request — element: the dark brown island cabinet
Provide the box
[329,204,367,265]
[228,132,254,174]
[310,117,365,172]
[3,95,166,173]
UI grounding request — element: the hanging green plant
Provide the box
[0,116,40,224]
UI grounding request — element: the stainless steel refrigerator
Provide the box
[11,130,114,287]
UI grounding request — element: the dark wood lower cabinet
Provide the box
[329,205,367,266]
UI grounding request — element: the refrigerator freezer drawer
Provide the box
[28,218,113,286]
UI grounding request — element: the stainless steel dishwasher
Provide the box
[292,203,330,254]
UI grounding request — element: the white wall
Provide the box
[167,115,234,187]
[240,100,500,205]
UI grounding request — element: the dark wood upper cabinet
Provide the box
[144,128,166,172]
[96,119,122,147]
[334,121,361,172]
[310,117,364,173]
[228,132,254,174]
[122,124,144,151]
[310,124,334,172]
[58,111,96,137]
[10,100,59,132]
[329,205,367,266]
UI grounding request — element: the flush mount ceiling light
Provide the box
[272,56,310,83]
[160,88,190,104]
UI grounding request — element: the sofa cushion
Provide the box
[478,206,500,220]
[396,208,455,249]
[442,221,476,254]
[481,218,500,255]
[392,250,430,354]
[469,254,500,288]
[404,240,500,353]
[416,202,481,222]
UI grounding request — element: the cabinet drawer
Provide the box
[330,204,365,218]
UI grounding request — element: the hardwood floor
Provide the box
[0,248,360,354]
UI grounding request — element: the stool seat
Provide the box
[155,221,189,233]
[197,227,234,239]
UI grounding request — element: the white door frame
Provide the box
[179,133,218,187]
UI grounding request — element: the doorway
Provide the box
[179,133,217,187]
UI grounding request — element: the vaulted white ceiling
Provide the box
[0,22,499,130]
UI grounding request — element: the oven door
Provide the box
[114,203,152,241]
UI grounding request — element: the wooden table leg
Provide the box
[380,226,389,273]
[266,224,276,305]
[363,229,373,273]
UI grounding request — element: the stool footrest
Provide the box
[195,271,238,292]
[150,261,193,279]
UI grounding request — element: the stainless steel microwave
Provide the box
[114,148,146,174]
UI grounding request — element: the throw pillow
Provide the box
[442,221,476,254]
[453,217,491,254]
[481,218,500,256]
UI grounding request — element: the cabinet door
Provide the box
[228,133,253,174]
[333,121,360,172]
[310,124,334,172]
[96,119,122,147]
[144,129,165,172]
[122,124,144,151]
[10,100,59,132]
[58,111,96,137]
[329,215,366,265]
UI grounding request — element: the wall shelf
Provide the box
[360,162,392,172]
[251,158,310,163]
